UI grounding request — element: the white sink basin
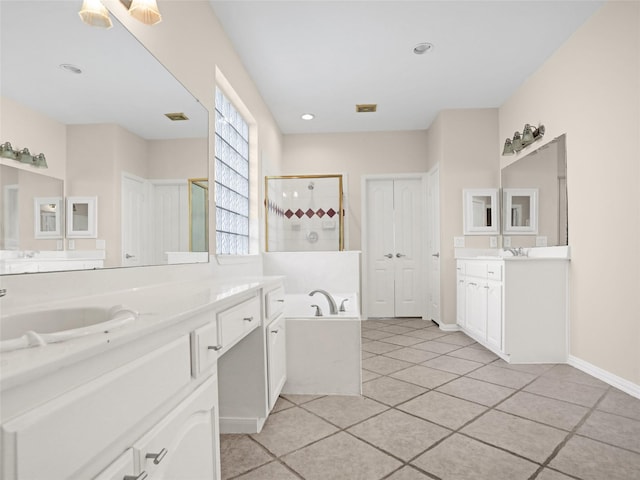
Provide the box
[0,305,138,353]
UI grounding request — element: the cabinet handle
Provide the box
[468,282,477,286]
[458,280,464,284]
[488,271,495,274]
[146,448,168,465]
[243,316,254,322]
[276,299,285,303]
[124,472,148,480]
[271,328,280,334]
[208,345,222,351]
[484,285,490,289]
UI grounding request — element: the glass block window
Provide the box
[215,88,250,255]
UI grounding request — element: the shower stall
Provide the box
[264,175,344,252]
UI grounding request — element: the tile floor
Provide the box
[220,318,640,480]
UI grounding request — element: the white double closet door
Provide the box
[363,175,425,318]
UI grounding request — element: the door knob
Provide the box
[384,253,393,258]
[125,253,136,259]
[432,252,440,258]
[396,253,406,258]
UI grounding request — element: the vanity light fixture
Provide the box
[0,142,48,169]
[502,123,545,156]
[301,113,315,120]
[126,0,162,25]
[78,0,113,28]
[79,0,162,28]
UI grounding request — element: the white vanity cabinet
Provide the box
[456,258,568,363]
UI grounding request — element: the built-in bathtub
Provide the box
[282,293,361,395]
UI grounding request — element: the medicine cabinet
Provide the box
[503,188,538,234]
[34,197,63,239]
[66,196,98,238]
[462,189,499,235]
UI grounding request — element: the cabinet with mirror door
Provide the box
[462,188,499,235]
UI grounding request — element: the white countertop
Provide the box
[0,276,283,390]
[455,246,571,261]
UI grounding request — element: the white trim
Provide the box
[438,322,460,332]
[568,355,640,400]
[219,416,266,434]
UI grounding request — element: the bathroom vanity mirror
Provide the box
[503,188,538,234]
[501,135,568,245]
[0,2,209,273]
[462,189,499,235]
[34,197,63,239]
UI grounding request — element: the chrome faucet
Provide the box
[308,289,338,315]
[506,247,528,257]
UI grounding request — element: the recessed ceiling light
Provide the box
[301,113,315,120]
[413,42,434,55]
[59,64,83,74]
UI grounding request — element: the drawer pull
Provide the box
[208,345,222,351]
[484,285,490,289]
[146,448,168,465]
[124,472,148,480]
[468,282,477,286]
[276,299,285,303]
[271,328,280,334]
[488,271,495,274]
[243,316,254,322]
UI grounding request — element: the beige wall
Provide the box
[0,96,66,181]
[499,1,640,385]
[282,130,429,250]
[429,109,500,325]
[147,138,208,180]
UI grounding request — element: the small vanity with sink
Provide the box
[456,247,570,363]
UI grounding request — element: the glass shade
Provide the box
[128,0,162,25]
[34,153,48,169]
[502,138,514,156]
[512,132,523,152]
[522,124,535,146]
[78,0,112,28]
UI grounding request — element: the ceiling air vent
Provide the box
[355,104,377,113]
[164,112,189,121]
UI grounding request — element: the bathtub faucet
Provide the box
[308,289,338,315]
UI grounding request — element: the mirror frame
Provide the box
[502,188,539,235]
[462,188,500,235]
[66,196,98,238]
[34,196,63,239]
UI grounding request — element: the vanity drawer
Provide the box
[465,261,488,278]
[191,319,221,377]
[486,263,503,281]
[1,336,191,480]
[218,295,261,350]
[265,286,285,320]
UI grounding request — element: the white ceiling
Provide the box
[0,1,207,140]
[209,0,605,134]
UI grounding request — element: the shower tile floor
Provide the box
[220,318,640,480]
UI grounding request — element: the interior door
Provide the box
[364,176,424,318]
[121,174,146,266]
[393,179,422,317]
[365,179,395,317]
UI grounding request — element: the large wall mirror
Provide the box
[501,135,568,246]
[0,1,209,274]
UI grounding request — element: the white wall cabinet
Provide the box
[456,258,568,363]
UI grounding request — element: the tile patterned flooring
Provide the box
[220,318,640,480]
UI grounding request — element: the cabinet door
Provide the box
[266,315,287,410]
[465,281,487,340]
[486,281,503,351]
[133,375,219,480]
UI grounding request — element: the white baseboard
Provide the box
[219,416,266,434]
[568,354,640,400]
[438,322,460,332]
